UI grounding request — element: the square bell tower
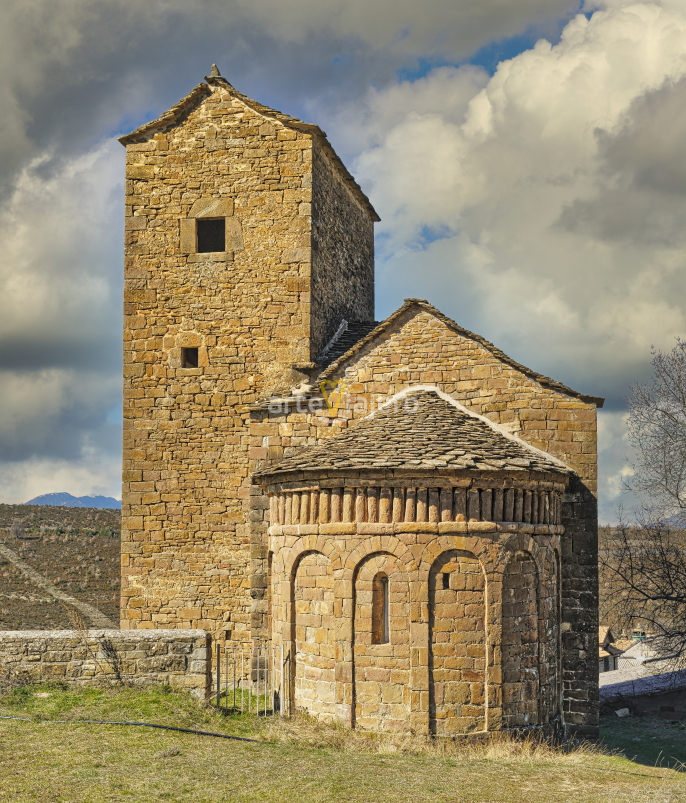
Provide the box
[118,67,378,640]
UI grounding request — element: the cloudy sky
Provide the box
[1,0,685,520]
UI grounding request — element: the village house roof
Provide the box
[599,626,616,650]
[598,626,627,658]
[315,299,605,408]
[255,389,572,480]
[118,67,379,222]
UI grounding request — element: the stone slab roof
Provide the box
[599,662,686,701]
[317,321,380,368]
[118,71,379,222]
[315,299,605,408]
[255,389,571,479]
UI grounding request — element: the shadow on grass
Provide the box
[3,682,685,773]
[599,714,686,771]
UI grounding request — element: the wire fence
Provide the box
[213,643,285,716]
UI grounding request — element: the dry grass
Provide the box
[261,710,591,762]
[1,684,685,803]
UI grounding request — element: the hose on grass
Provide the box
[0,714,263,742]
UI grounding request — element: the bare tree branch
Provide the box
[604,340,686,658]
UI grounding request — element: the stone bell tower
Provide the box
[118,67,379,641]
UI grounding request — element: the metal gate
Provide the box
[213,643,286,716]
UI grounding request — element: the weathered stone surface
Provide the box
[251,301,601,737]
[0,630,210,697]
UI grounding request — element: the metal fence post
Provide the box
[216,641,221,709]
[279,644,284,716]
[209,642,283,719]
[233,646,237,710]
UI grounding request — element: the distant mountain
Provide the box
[24,492,121,509]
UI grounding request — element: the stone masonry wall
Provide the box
[0,629,210,698]
[310,144,375,357]
[293,551,336,718]
[121,78,375,656]
[267,517,560,734]
[502,553,540,728]
[354,552,410,732]
[429,551,485,736]
[250,304,599,735]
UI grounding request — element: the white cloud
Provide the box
[0,452,121,505]
[597,409,635,522]
[0,137,122,501]
[0,0,578,194]
[2,0,684,511]
[0,139,123,363]
[345,3,686,410]
[231,0,576,53]
[0,1,578,503]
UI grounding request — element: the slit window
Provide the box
[442,572,450,590]
[196,218,225,253]
[371,572,389,644]
[181,347,199,368]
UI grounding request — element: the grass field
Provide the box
[0,684,684,803]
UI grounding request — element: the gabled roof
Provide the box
[316,299,604,408]
[254,389,572,479]
[118,82,212,146]
[118,70,379,222]
[599,626,616,649]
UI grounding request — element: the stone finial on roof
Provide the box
[210,64,221,78]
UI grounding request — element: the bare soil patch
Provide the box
[0,504,120,629]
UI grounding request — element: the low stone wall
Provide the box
[0,629,210,698]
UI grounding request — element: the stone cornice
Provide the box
[268,521,565,537]
[264,474,567,492]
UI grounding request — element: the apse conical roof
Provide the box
[254,390,571,478]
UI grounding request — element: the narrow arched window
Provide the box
[371,572,389,644]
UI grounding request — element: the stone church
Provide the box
[119,67,602,737]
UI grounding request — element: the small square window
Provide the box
[181,347,199,368]
[196,218,225,252]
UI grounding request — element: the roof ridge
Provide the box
[317,299,604,407]
[368,386,572,471]
[118,83,212,145]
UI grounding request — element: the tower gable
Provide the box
[120,71,378,380]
